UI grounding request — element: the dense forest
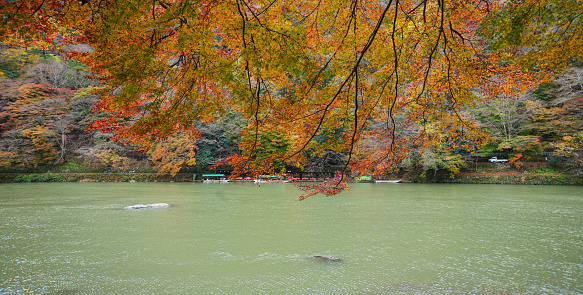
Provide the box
[0,46,242,174]
[0,0,582,194]
[1,46,581,178]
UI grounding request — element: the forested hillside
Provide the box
[0,47,245,173]
[1,46,581,178]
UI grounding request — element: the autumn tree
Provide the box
[51,113,72,162]
[0,47,40,78]
[27,61,76,90]
[148,132,197,175]
[2,0,582,197]
[473,93,541,141]
[553,132,583,176]
[530,99,583,143]
[0,77,77,166]
[93,149,130,171]
[553,67,583,103]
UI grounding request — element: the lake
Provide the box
[1,182,582,294]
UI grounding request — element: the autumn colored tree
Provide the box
[2,0,581,197]
[553,132,583,176]
[480,0,583,71]
[93,149,130,171]
[473,93,541,141]
[21,125,58,165]
[148,132,197,175]
[51,114,72,162]
[419,147,466,178]
[0,47,41,78]
[0,77,77,166]
[27,61,79,90]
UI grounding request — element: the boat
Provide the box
[254,174,292,183]
[254,179,290,183]
[203,179,229,183]
[374,179,402,183]
[201,174,229,183]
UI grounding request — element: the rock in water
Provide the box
[122,203,171,210]
[312,255,342,262]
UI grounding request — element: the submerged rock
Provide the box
[312,255,342,262]
[122,203,171,210]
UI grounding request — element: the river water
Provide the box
[1,182,582,294]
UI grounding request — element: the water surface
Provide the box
[1,183,582,294]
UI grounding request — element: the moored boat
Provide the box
[201,174,229,183]
[374,179,402,183]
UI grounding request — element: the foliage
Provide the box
[93,149,130,171]
[22,126,57,164]
[304,127,346,172]
[0,48,40,78]
[0,150,18,168]
[508,153,524,169]
[27,60,92,90]
[418,146,466,178]
[13,172,66,182]
[480,0,583,71]
[194,113,245,172]
[529,166,561,175]
[473,93,542,141]
[1,0,583,196]
[241,124,291,171]
[148,132,197,176]
[0,80,75,166]
[553,132,583,176]
[532,82,560,102]
[528,98,583,143]
[297,172,350,201]
[496,135,541,155]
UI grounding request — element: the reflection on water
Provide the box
[1,182,582,294]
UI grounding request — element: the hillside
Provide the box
[1,47,582,181]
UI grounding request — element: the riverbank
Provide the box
[1,171,582,185]
[0,173,335,183]
[0,172,195,183]
[438,173,583,185]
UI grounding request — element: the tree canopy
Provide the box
[1,0,582,197]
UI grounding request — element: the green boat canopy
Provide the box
[202,174,225,177]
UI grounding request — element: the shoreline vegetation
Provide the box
[1,173,581,186]
[2,165,582,186]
